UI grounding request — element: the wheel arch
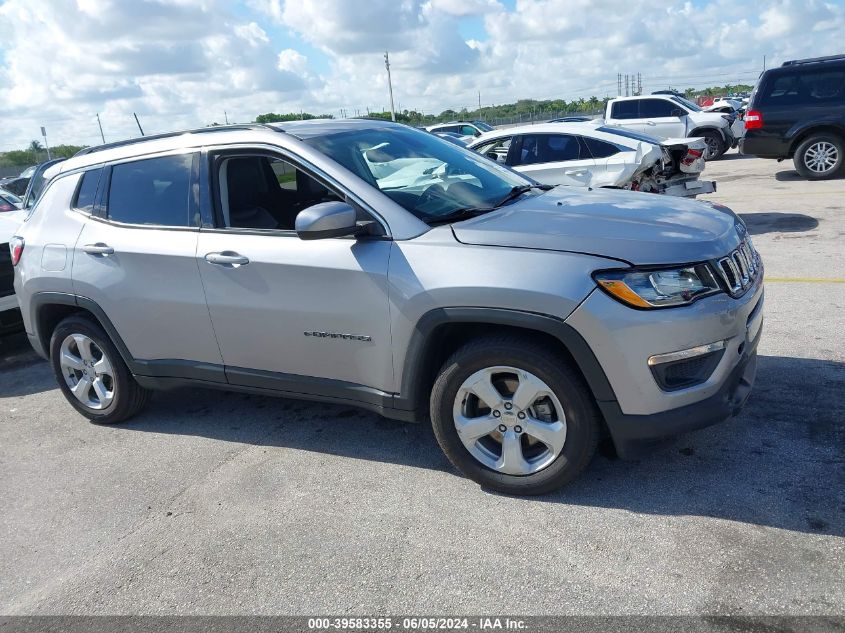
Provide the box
[689,126,726,141]
[397,307,618,420]
[787,125,845,157]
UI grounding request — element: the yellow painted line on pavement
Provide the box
[765,277,845,283]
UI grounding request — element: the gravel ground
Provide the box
[0,152,843,616]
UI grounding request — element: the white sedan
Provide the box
[468,122,716,198]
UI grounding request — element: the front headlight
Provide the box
[594,264,721,308]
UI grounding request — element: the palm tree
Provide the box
[28,140,43,153]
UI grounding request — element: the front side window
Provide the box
[639,99,677,118]
[217,155,341,231]
[459,125,479,136]
[304,126,530,223]
[515,134,580,165]
[611,100,639,119]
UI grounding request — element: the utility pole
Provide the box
[478,91,481,110]
[133,112,145,136]
[96,113,105,144]
[384,52,396,122]
[224,110,229,125]
[617,73,622,96]
[625,74,629,97]
[763,54,766,71]
[40,126,51,160]
[637,73,642,96]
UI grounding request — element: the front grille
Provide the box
[716,240,760,296]
[0,243,14,298]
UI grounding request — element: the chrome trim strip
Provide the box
[648,340,726,366]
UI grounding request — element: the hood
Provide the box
[451,188,743,265]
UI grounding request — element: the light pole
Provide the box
[40,126,51,160]
[384,52,396,122]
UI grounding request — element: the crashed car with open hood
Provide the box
[469,122,716,198]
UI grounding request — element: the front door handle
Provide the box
[564,169,588,176]
[645,121,657,126]
[205,251,250,267]
[82,243,114,256]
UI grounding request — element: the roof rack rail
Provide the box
[74,124,277,157]
[782,54,845,67]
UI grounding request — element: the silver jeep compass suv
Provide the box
[12,119,763,495]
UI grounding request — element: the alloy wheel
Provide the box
[803,142,839,174]
[59,333,115,410]
[452,366,567,476]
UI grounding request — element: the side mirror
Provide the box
[295,201,360,240]
[670,108,686,117]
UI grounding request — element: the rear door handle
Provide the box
[564,169,588,176]
[205,251,250,267]
[82,243,114,256]
[645,121,657,126]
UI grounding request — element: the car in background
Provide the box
[604,94,737,159]
[740,54,845,180]
[0,207,25,332]
[21,158,66,210]
[433,132,470,147]
[468,122,715,198]
[425,120,494,139]
[548,116,595,123]
[0,189,23,212]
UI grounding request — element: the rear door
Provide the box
[72,151,223,371]
[510,133,601,187]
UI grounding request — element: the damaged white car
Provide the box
[468,122,716,198]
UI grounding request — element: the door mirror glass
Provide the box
[295,201,359,240]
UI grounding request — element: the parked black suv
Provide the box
[740,54,845,179]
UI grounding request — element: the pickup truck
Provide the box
[604,95,738,159]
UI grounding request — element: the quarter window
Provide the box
[583,137,620,158]
[73,168,101,213]
[107,154,194,226]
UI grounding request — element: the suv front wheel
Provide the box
[793,134,844,180]
[50,314,151,424]
[430,336,600,495]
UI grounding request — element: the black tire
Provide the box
[699,130,727,160]
[793,134,844,180]
[49,314,151,424]
[430,336,600,495]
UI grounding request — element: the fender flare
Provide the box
[395,307,618,413]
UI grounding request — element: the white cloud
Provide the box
[0,0,843,150]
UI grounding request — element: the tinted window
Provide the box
[74,169,101,213]
[516,134,580,165]
[460,125,479,136]
[639,98,677,118]
[610,100,639,119]
[761,70,845,106]
[107,154,193,226]
[583,137,620,158]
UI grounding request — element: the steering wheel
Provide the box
[418,183,447,207]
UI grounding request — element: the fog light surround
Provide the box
[648,341,726,391]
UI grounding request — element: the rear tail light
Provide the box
[745,110,763,129]
[10,236,24,266]
[682,148,704,166]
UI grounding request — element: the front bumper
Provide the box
[601,321,760,458]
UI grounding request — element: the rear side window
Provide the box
[610,100,639,119]
[107,154,194,226]
[73,168,101,213]
[760,70,845,106]
[516,134,580,165]
[638,99,677,118]
[583,137,620,158]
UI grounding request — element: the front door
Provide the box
[196,150,394,395]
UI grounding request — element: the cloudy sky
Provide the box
[0,0,843,151]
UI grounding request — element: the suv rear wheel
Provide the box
[50,314,151,424]
[700,130,726,160]
[793,134,844,180]
[430,337,599,495]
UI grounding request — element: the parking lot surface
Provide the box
[1,153,843,615]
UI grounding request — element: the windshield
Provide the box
[304,125,532,222]
[671,96,702,112]
[472,121,494,132]
[0,189,22,204]
[596,126,659,145]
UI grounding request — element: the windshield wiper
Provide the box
[492,184,554,208]
[422,207,494,226]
